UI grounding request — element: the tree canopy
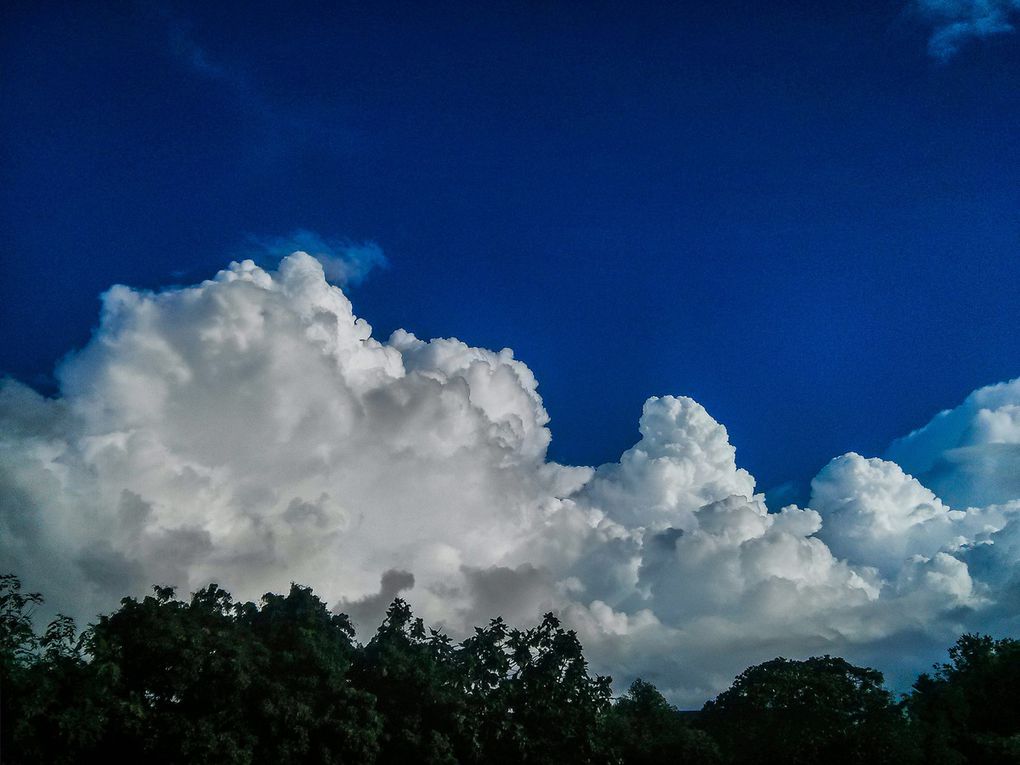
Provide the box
[701,655,916,765]
[1,576,613,764]
[2,573,1017,764]
[907,633,1020,764]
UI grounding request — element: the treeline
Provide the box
[2,574,1018,764]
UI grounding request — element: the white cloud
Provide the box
[579,396,756,531]
[886,377,1020,507]
[915,0,1020,60]
[2,252,1019,707]
[811,453,956,572]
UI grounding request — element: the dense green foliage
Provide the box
[907,633,1020,764]
[2,573,1018,764]
[604,679,721,764]
[1,575,612,764]
[701,655,915,765]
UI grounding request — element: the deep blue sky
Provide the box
[2,1,1018,497]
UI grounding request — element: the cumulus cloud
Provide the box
[886,377,1020,507]
[914,0,1020,60]
[1,252,1019,706]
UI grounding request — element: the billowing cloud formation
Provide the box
[915,0,1020,60]
[886,377,1020,507]
[1,253,1019,706]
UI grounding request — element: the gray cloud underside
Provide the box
[2,253,1018,706]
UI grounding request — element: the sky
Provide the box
[1,1,1019,705]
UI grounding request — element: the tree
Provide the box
[2,572,691,764]
[701,655,917,765]
[1,574,44,760]
[82,583,260,763]
[460,612,613,764]
[907,633,1020,764]
[75,582,378,764]
[604,679,720,764]
[350,603,615,764]
[349,598,465,764]
[1,575,103,765]
[0,574,41,670]
[241,583,381,764]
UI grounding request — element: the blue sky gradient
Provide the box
[2,0,1018,496]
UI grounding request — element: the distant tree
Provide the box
[701,655,917,765]
[241,583,381,764]
[82,583,260,763]
[348,598,463,764]
[459,612,613,764]
[604,678,720,764]
[0,574,41,668]
[1,574,42,760]
[907,633,1020,764]
[348,601,616,764]
[17,581,381,764]
[1,576,106,764]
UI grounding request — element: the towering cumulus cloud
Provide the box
[1,253,1018,705]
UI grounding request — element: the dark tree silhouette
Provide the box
[604,678,720,764]
[350,598,467,764]
[4,572,1017,765]
[701,655,917,765]
[1,575,101,764]
[458,612,612,764]
[238,583,382,764]
[907,633,1020,764]
[1,576,613,764]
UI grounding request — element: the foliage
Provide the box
[457,611,613,764]
[1,574,100,764]
[1,573,42,667]
[0,575,611,764]
[604,679,721,764]
[906,633,1020,764]
[2,572,1016,765]
[240,584,381,764]
[350,602,614,764]
[701,655,917,765]
[350,598,465,763]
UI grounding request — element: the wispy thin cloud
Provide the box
[915,0,1020,60]
[171,28,229,81]
[246,230,389,286]
[166,21,265,109]
[158,13,359,159]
